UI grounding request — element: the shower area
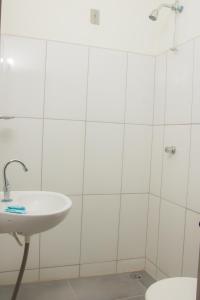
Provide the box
[0,0,200,299]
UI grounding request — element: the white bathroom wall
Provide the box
[0,34,154,284]
[1,0,167,55]
[146,36,200,280]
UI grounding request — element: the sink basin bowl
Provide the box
[0,191,72,235]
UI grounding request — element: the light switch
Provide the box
[90,9,100,25]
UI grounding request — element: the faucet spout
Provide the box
[2,160,28,202]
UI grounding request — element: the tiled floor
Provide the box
[0,271,154,300]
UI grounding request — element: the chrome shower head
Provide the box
[149,9,159,21]
[149,1,184,21]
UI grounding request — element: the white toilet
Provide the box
[145,277,197,300]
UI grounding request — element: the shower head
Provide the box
[149,1,184,21]
[149,9,159,21]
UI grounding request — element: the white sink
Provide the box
[0,191,72,235]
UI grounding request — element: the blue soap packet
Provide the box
[5,206,27,214]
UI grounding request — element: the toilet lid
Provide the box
[145,277,197,300]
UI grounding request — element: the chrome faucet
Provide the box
[2,160,28,202]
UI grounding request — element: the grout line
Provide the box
[40,40,48,192]
[79,257,146,267]
[2,33,155,57]
[181,125,192,276]
[154,53,168,279]
[144,56,157,271]
[68,192,149,197]
[78,46,90,276]
[149,193,160,199]
[157,34,200,56]
[146,258,157,268]
[1,192,150,198]
[4,31,200,58]
[149,193,200,215]
[116,52,129,271]
[116,296,145,300]
[6,115,200,126]
[181,40,196,276]
[0,257,146,275]
[66,281,79,300]
[135,278,148,293]
[146,257,169,278]
[153,123,200,126]
[163,53,168,127]
[38,39,48,281]
[1,115,154,126]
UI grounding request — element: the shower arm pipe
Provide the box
[157,3,174,10]
[157,1,183,14]
[156,2,183,13]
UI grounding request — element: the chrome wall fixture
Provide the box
[165,146,176,154]
[149,1,184,21]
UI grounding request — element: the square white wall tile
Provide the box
[192,37,200,123]
[117,259,145,273]
[188,125,200,212]
[0,234,39,272]
[87,48,127,123]
[182,210,200,277]
[154,54,166,125]
[45,41,88,120]
[122,125,152,193]
[81,195,120,263]
[126,54,155,124]
[162,125,190,207]
[80,262,116,277]
[40,266,79,282]
[157,200,185,277]
[0,118,42,191]
[165,41,194,124]
[40,196,82,267]
[118,194,148,259]
[146,195,160,264]
[42,120,85,195]
[0,35,45,117]
[84,123,123,194]
[0,270,39,286]
[150,126,164,196]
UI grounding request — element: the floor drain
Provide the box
[130,272,143,280]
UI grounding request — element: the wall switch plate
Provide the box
[90,9,100,25]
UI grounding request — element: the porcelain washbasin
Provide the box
[0,191,72,235]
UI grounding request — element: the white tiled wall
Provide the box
[2,33,199,285]
[122,125,152,194]
[0,35,154,284]
[118,194,148,259]
[87,48,127,123]
[126,54,155,124]
[146,38,200,281]
[83,123,124,195]
[81,195,120,263]
[44,41,88,121]
[165,41,194,124]
[0,35,46,118]
[42,119,85,195]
